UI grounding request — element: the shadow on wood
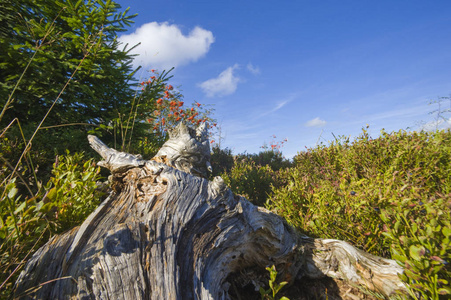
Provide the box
[14,123,407,299]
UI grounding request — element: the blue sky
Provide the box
[116,0,451,158]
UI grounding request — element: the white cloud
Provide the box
[419,117,451,131]
[305,117,327,128]
[198,64,240,97]
[118,22,214,70]
[246,63,261,75]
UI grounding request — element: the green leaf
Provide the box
[438,287,451,295]
[380,211,390,223]
[82,172,93,181]
[392,254,407,263]
[8,186,18,199]
[41,202,56,213]
[35,200,44,212]
[394,220,401,232]
[14,201,27,214]
[275,281,288,293]
[409,245,425,261]
[12,44,25,50]
[403,269,421,281]
[381,231,394,239]
[44,188,57,202]
[443,226,451,238]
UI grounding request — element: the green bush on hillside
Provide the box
[267,128,451,299]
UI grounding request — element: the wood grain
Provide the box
[14,123,407,299]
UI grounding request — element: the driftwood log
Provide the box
[14,123,407,299]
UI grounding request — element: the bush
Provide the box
[210,146,235,177]
[42,151,106,232]
[222,158,277,207]
[0,152,104,296]
[213,146,292,206]
[267,128,451,298]
[237,150,292,172]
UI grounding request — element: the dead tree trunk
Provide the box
[14,123,407,299]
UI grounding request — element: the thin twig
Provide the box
[12,276,76,299]
[39,122,96,130]
[0,156,34,197]
[0,225,49,291]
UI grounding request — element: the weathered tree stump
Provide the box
[14,123,407,299]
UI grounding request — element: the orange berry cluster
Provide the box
[140,73,216,134]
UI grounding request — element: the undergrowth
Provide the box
[267,128,451,299]
[1,2,449,298]
[0,152,104,297]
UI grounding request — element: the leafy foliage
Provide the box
[222,158,276,206]
[2,3,448,298]
[260,265,290,300]
[0,2,217,296]
[238,150,292,172]
[214,136,292,206]
[0,0,138,184]
[267,128,451,298]
[0,0,137,127]
[210,146,235,177]
[0,152,104,296]
[213,139,292,206]
[381,198,450,299]
[42,152,105,232]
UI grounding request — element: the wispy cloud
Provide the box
[198,64,240,97]
[254,93,300,119]
[419,117,451,131]
[364,105,428,123]
[246,63,261,75]
[218,118,267,153]
[305,117,327,128]
[331,99,431,131]
[257,100,289,119]
[118,22,214,70]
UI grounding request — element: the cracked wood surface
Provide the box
[14,123,407,299]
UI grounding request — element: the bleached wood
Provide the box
[14,123,407,299]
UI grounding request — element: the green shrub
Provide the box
[222,158,277,206]
[210,146,235,177]
[237,150,292,172]
[214,146,292,206]
[0,152,104,296]
[381,195,450,299]
[42,151,105,232]
[268,128,451,298]
[260,265,290,300]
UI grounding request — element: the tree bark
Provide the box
[14,123,407,299]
